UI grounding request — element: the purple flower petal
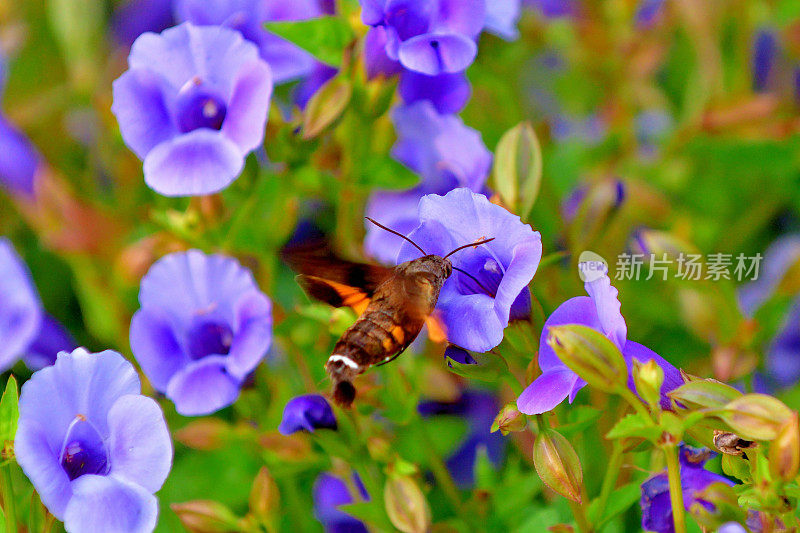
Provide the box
[64,474,158,533]
[623,341,683,410]
[0,239,42,371]
[226,292,273,379]
[278,394,337,434]
[129,309,188,391]
[752,29,776,92]
[398,33,477,75]
[737,234,800,316]
[584,273,627,350]
[484,0,521,40]
[143,129,244,196]
[398,69,471,113]
[313,472,369,532]
[435,0,486,37]
[537,297,599,370]
[166,356,242,416]
[220,60,273,152]
[0,116,41,198]
[517,368,582,415]
[365,27,403,79]
[111,69,176,161]
[364,188,427,264]
[765,296,800,388]
[111,0,174,47]
[22,314,75,371]
[106,395,173,493]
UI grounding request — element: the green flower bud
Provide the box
[769,413,800,482]
[384,475,431,533]
[546,324,628,393]
[491,402,527,435]
[668,378,742,410]
[170,500,240,533]
[633,359,664,410]
[721,394,794,441]
[533,428,584,503]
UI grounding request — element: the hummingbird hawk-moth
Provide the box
[282,218,494,407]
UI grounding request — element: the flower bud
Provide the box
[491,402,527,435]
[769,413,800,482]
[170,501,240,533]
[384,475,431,533]
[668,379,742,410]
[302,75,352,139]
[546,324,628,393]
[249,467,279,520]
[533,428,583,503]
[490,121,543,220]
[721,394,794,441]
[633,359,664,410]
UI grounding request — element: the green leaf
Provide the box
[359,157,420,190]
[557,406,602,436]
[588,479,645,525]
[445,352,508,382]
[0,377,19,451]
[338,502,394,531]
[605,412,659,441]
[264,16,354,67]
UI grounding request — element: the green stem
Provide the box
[619,388,652,420]
[664,445,687,533]
[568,498,592,533]
[1,465,17,533]
[594,440,624,523]
[412,417,462,514]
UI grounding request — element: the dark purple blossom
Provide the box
[418,390,504,486]
[445,345,477,366]
[635,0,666,27]
[129,250,272,416]
[278,394,337,434]
[640,445,733,533]
[364,102,491,264]
[517,271,683,414]
[396,188,542,352]
[0,238,42,371]
[764,296,800,389]
[0,115,41,198]
[23,314,77,371]
[111,23,273,196]
[174,0,332,84]
[111,0,175,47]
[15,348,173,533]
[313,473,369,533]
[359,0,485,76]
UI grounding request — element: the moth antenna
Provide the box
[452,266,494,296]
[443,237,496,259]
[365,217,427,256]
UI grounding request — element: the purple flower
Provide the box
[0,238,42,371]
[517,271,683,414]
[278,394,337,434]
[313,473,369,533]
[737,234,800,316]
[0,239,76,372]
[363,26,470,113]
[640,445,733,533]
[129,250,272,416]
[359,0,485,76]
[15,348,173,533]
[752,30,777,92]
[0,115,42,198]
[484,0,522,40]
[111,0,175,47]
[445,345,477,366]
[764,296,800,389]
[174,0,332,84]
[364,102,491,264]
[418,390,504,486]
[24,314,77,371]
[396,188,542,352]
[635,0,666,27]
[111,23,273,196]
[524,0,575,18]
